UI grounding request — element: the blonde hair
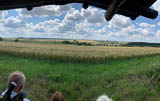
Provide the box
[7,71,26,89]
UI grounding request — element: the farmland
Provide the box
[0,41,160,63]
[0,40,160,101]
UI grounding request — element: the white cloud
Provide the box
[156,30,160,37]
[63,7,106,24]
[95,26,108,35]
[3,16,26,28]
[158,22,160,26]
[153,0,160,13]
[138,28,150,36]
[17,5,71,17]
[0,11,8,19]
[139,23,155,28]
[121,25,136,35]
[81,7,106,24]
[33,19,60,32]
[54,7,106,34]
[75,22,89,34]
[64,8,84,22]
[108,21,153,38]
[108,15,132,29]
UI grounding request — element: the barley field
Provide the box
[0,41,160,63]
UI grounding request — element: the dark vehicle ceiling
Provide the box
[0,0,158,21]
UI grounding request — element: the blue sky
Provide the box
[0,1,160,43]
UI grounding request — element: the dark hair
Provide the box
[51,91,64,101]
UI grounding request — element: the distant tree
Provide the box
[87,43,92,46]
[73,40,77,43]
[62,40,70,44]
[73,40,79,44]
[14,38,19,42]
[0,37,3,41]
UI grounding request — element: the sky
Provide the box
[0,1,160,43]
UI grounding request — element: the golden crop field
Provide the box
[0,41,160,63]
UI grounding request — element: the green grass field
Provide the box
[0,54,160,101]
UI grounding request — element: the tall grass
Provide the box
[0,55,160,101]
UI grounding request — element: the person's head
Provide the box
[7,71,26,93]
[51,91,64,101]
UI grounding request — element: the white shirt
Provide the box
[1,90,30,101]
